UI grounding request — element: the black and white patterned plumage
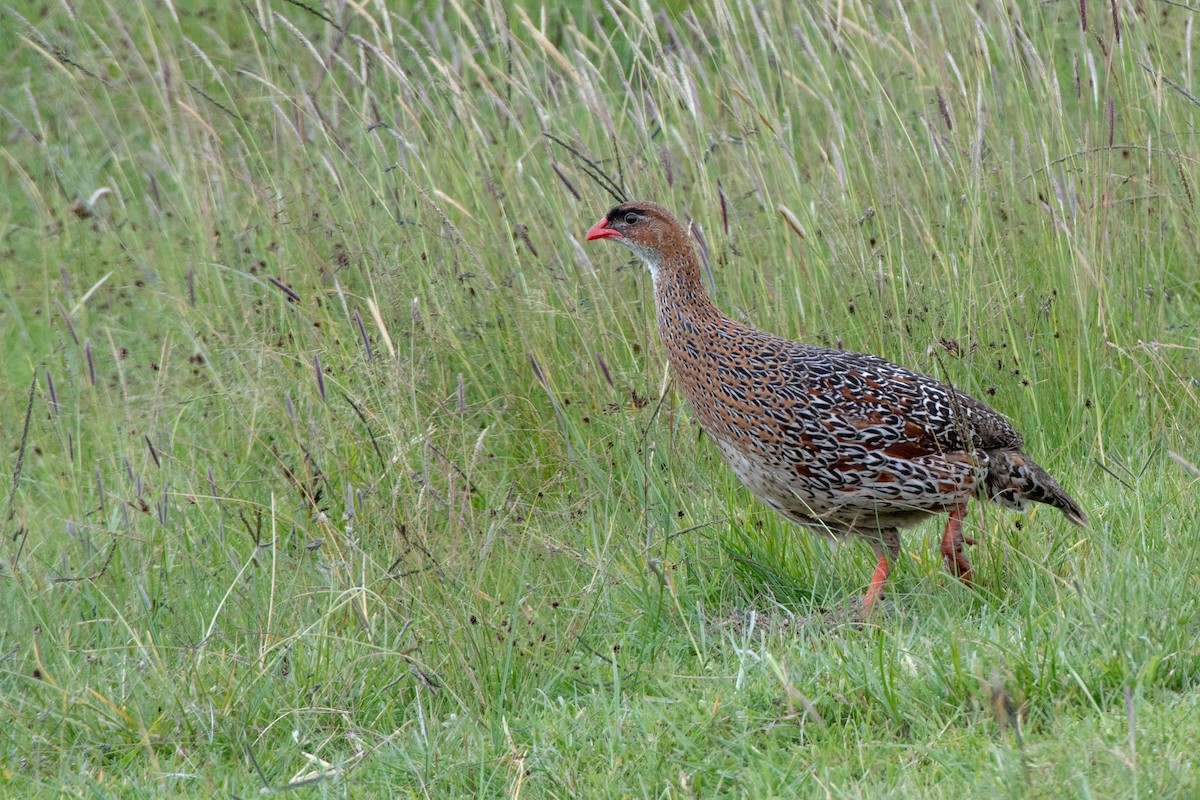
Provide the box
[587,200,1086,604]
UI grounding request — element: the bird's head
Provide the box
[584,201,687,273]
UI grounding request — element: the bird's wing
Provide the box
[777,342,1024,457]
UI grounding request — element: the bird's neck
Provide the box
[649,250,724,336]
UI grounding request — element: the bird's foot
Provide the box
[940,505,975,586]
[860,589,883,614]
[941,544,975,586]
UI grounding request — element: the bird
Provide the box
[585,200,1086,610]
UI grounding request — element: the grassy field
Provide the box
[2,0,1198,795]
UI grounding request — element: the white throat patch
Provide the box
[615,239,662,284]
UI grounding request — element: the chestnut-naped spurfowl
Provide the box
[586,200,1086,609]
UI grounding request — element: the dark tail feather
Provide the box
[984,450,1087,526]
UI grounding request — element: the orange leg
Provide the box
[940,504,975,585]
[861,554,890,612]
[861,529,900,613]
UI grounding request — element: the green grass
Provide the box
[1,0,1198,795]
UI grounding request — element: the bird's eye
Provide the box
[624,211,639,225]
